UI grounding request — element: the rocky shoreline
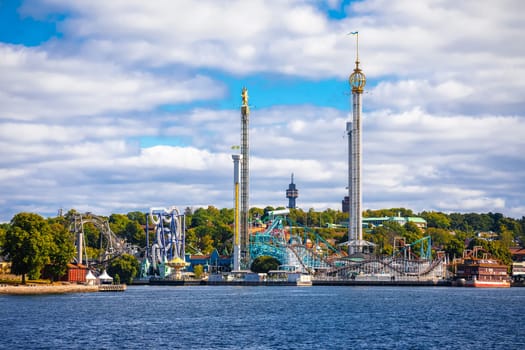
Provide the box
[0,284,99,295]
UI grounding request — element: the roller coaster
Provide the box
[140,206,186,279]
[70,212,140,267]
[70,207,187,279]
[249,212,445,280]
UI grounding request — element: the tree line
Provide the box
[1,207,523,283]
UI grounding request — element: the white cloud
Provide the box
[1,101,524,220]
[0,44,225,120]
[1,0,524,221]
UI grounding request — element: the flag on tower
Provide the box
[348,31,358,35]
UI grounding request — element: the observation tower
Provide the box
[346,32,372,254]
[286,173,298,209]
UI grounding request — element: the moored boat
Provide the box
[295,274,313,286]
[452,246,510,288]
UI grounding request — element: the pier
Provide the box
[98,284,127,292]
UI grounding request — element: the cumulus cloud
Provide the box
[0,0,524,221]
[2,100,524,221]
[0,44,225,120]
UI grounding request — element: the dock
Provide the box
[98,284,127,292]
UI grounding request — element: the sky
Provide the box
[0,0,524,222]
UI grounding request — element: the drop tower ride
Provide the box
[240,87,250,267]
[347,33,366,254]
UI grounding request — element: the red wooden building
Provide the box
[61,263,88,283]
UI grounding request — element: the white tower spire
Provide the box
[348,32,366,254]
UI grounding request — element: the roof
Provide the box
[67,263,88,269]
[189,255,210,259]
[510,247,525,255]
[363,216,427,223]
[85,270,97,280]
[98,270,113,281]
[339,239,376,247]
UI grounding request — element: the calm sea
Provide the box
[1,285,524,349]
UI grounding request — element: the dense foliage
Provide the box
[251,256,281,273]
[1,213,75,283]
[107,254,140,284]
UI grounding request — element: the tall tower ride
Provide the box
[232,154,242,271]
[286,173,299,209]
[240,87,250,267]
[348,33,366,254]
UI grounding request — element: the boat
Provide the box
[295,274,312,287]
[453,246,510,288]
[267,268,312,286]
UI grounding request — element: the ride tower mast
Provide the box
[240,87,250,268]
[232,153,242,271]
[348,32,366,254]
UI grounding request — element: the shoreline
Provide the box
[0,284,99,295]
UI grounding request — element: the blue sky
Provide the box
[1,0,524,221]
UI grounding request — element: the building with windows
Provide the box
[185,249,232,274]
[363,216,427,230]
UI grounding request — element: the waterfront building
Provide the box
[510,247,525,281]
[61,263,88,283]
[185,249,233,274]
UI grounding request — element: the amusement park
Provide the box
[1,34,516,290]
[66,206,448,286]
[54,35,510,288]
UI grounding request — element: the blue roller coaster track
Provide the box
[249,216,443,278]
[249,215,342,273]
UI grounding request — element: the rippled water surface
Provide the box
[1,286,525,349]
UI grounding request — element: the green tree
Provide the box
[123,221,146,246]
[251,256,280,273]
[191,208,211,227]
[488,241,512,266]
[428,227,453,248]
[193,264,204,279]
[2,213,53,283]
[44,222,76,281]
[109,214,130,237]
[368,226,397,255]
[448,213,465,231]
[250,207,264,221]
[0,225,6,248]
[499,225,514,248]
[211,222,233,255]
[107,254,139,284]
[420,211,450,229]
[190,226,214,254]
[444,237,465,259]
[127,211,146,225]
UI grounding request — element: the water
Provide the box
[1,286,524,349]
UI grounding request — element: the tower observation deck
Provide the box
[286,173,298,209]
[345,31,374,255]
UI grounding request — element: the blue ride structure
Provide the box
[140,206,186,279]
[248,211,446,280]
[249,210,340,273]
